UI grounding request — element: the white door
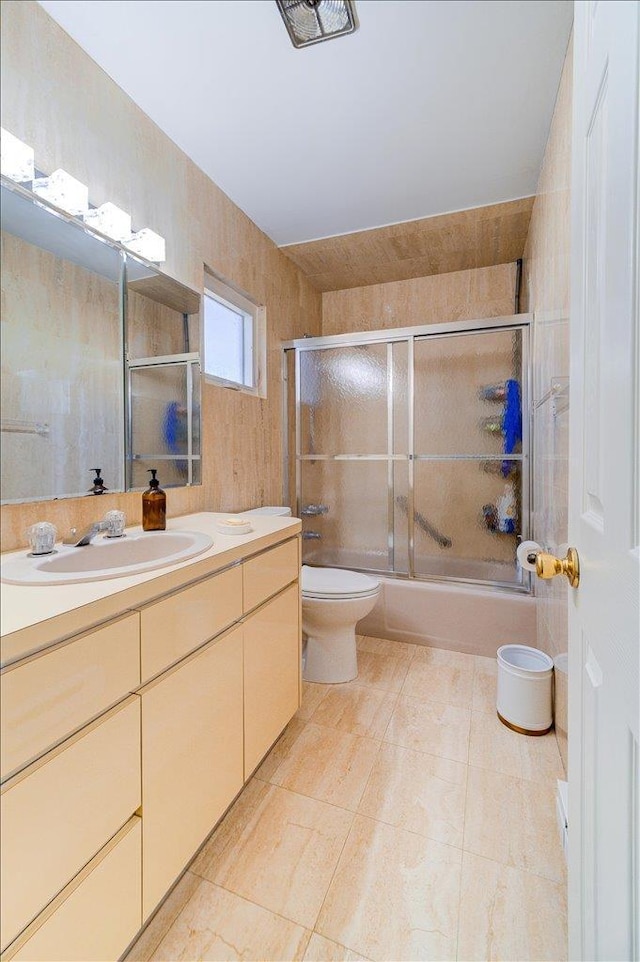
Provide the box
[569,2,639,960]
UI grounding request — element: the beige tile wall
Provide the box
[282,197,533,292]
[522,37,573,772]
[321,263,517,336]
[0,0,322,551]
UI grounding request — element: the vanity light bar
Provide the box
[123,228,166,263]
[0,128,35,183]
[33,169,89,216]
[83,201,132,242]
[0,127,166,262]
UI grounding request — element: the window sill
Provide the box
[203,373,265,399]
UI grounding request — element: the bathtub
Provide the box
[302,544,537,657]
[356,575,536,657]
[303,545,524,587]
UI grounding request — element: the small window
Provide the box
[203,272,265,395]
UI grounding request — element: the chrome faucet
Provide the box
[62,520,109,546]
[302,530,322,540]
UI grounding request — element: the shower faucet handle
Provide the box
[301,504,329,516]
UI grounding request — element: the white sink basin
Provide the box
[0,531,214,586]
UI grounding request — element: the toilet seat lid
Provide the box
[302,565,380,599]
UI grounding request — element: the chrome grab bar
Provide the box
[395,495,452,549]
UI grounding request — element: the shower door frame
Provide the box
[283,313,532,592]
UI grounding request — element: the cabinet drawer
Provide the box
[1,612,140,780]
[0,696,140,950]
[3,817,142,962]
[243,538,299,612]
[140,565,242,682]
[141,625,243,919]
[244,584,300,776]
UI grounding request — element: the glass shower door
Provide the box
[289,319,529,589]
[412,328,526,585]
[297,342,409,572]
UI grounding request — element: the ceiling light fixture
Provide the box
[276,0,357,48]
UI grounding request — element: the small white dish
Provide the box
[215,518,253,536]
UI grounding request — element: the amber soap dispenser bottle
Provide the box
[142,469,166,531]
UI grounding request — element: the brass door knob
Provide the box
[534,547,580,588]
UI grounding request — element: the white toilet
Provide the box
[238,508,380,684]
[301,565,381,684]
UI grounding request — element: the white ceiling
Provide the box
[37,0,573,247]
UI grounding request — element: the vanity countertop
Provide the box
[0,512,301,666]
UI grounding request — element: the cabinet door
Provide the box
[244,583,300,777]
[1,612,140,780]
[5,817,141,962]
[243,538,299,612]
[140,565,242,682]
[1,696,140,950]
[140,625,243,919]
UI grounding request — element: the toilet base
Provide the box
[303,626,358,684]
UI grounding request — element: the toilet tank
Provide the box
[238,506,292,517]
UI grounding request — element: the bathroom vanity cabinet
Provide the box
[140,623,244,919]
[244,582,299,775]
[0,516,301,961]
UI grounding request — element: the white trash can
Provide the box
[496,644,554,735]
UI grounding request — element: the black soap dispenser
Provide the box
[142,469,166,531]
[89,468,108,495]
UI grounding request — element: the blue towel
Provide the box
[163,402,188,477]
[502,379,522,476]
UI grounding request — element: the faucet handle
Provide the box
[27,522,57,555]
[103,510,126,538]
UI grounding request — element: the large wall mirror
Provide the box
[0,178,201,505]
[126,257,202,490]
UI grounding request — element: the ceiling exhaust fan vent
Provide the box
[276,0,357,48]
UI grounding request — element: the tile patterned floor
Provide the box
[127,637,567,962]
